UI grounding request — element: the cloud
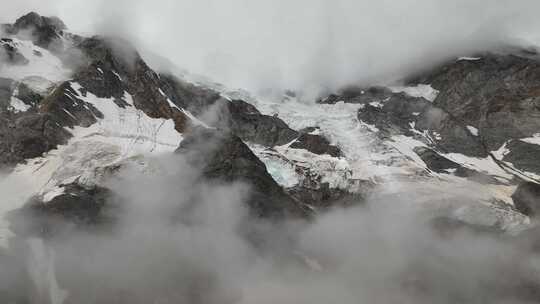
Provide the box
[3,0,540,97]
[3,153,540,303]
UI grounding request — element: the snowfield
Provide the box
[0,82,184,248]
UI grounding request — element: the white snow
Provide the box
[0,38,71,83]
[9,96,31,112]
[369,101,384,108]
[158,88,181,110]
[443,152,513,180]
[42,186,66,203]
[70,83,183,155]
[251,146,301,188]
[0,82,185,248]
[309,128,322,136]
[467,125,479,136]
[387,135,429,171]
[521,134,540,146]
[390,84,439,102]
[457,57,482,61]
[112,70,122,81]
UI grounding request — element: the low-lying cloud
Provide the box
[2,0,540,96]
[5,153,540,303]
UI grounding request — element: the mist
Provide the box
[3,0,540,96]
[1,151,539,303]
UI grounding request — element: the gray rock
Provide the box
[512,182,540,217]
[0,112,70,168]
[74,37,191,132]
[0,77,14,111]
[417,54,540,152]
[503,140,540,176]
[9,183,114,240]
[290,129,342,157]
[287,182,364,209]
[4,12,66,51]
[176,127,308,218]
[160,74,299,147]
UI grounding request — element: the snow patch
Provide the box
[521,134,540,146]
[9,96,31,112]
[41,186,66,203]
[457,57,482,61]
[467,125,479,136]
[0,38,71,83]
[390,84,439,102]
[369,101,384,108]
[443,152,512,179]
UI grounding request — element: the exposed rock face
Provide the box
[159,73,222,114]
[323,52,540,185]
[160,74,299,147]
[10,183,113,239]
[417,54,540,152]
[287,183,363,209]
[0,77,68,167]
[289,128,342,157]
[0,77,14,110]
[502,140,540,176]
[2,12,66,51]
[0,112,70,167]
[177,128,307,218]
[33,183,110,224]
[358,93,431,137]
[74,37,191,132]
[512,182,540,217]
[220,99,299,147]
[39,82,103,128]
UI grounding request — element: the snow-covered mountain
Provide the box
[2,12,540,304]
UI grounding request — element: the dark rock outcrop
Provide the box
[0,112,70,167]
[3,12,66,51]
[160,74,299,147]
[416,54,540,152]
[289,128,342,157]
[10,183,113,239]
[0,77,14,110]
[502,140,540,176]
[222,99,299,147]
[358,93,432,137]
[512,182,540,217]
[177,128,308,218]
[39,82,103,128]
[287,183,363,209]
[159,73,222,115]
[73,37,191,132]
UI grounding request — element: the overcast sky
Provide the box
[3,0,540,95]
